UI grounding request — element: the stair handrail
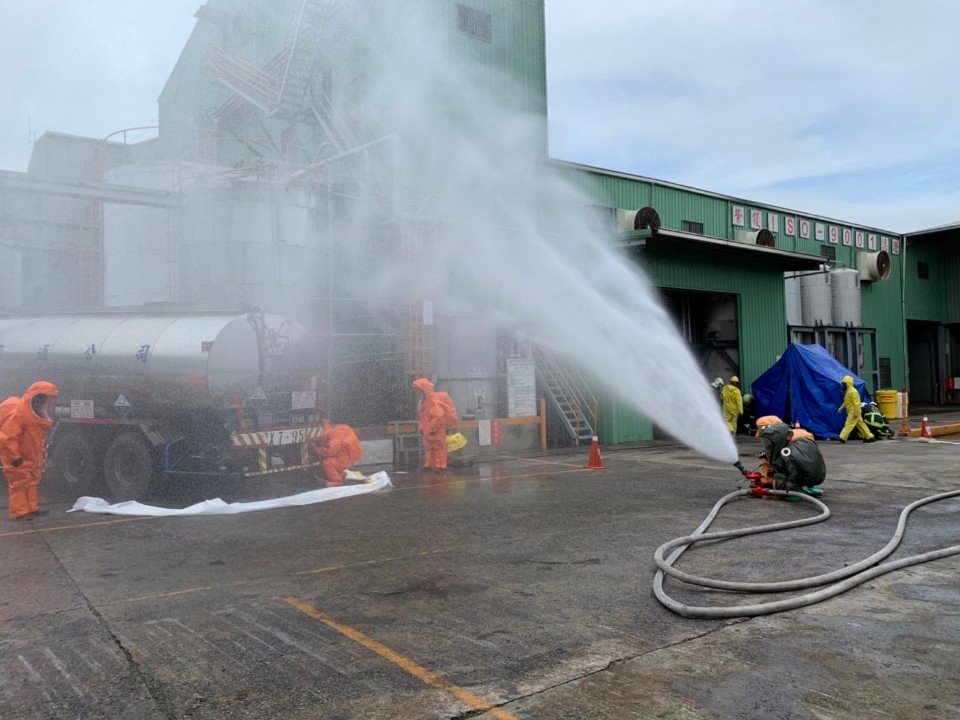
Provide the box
[533,346,599,441]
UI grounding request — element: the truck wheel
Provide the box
[103,433,156,501]
[49,432,96,499]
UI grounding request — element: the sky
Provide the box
[2,0,958,234]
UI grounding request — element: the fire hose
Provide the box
[653,486,960,618]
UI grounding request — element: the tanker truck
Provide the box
[0,309,325,501]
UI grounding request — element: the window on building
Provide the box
[681,220,704,234]
[457,4,492,42]
[918,261,930,280]
[879,357,892,388]
[820,246,836,261]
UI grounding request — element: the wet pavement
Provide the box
[1,429,959,719]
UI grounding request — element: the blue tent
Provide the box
[751,343,870,438]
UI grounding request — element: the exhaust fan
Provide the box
[857,250,891,281]
[616,206,661,232]
[733,229,776,247]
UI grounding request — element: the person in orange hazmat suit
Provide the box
[412,378,459,472]
[0,381,59,519]
[311,419,364,487]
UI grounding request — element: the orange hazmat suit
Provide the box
[412,378,459,470]
[0,381,59,519]
[312,419,364,487]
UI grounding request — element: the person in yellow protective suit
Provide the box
[0,381,59,519]
[311,419,364,487]
[721,376,744,435]
[835,375,876,443]
[412,378,459,472]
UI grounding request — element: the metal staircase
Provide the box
[207,47,279,114]
[206,0,388,201]
[277,0,345,119]
[532,346,598,445]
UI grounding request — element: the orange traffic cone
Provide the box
[920,416,933,439]
[586,436,605,470]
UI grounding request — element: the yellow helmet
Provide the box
[841,375,853,384]
[730,376,739,384]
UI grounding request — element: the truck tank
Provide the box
[0,310,324,501]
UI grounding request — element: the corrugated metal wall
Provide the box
[905,241,948,322]
[640,246,789,389]
[550,162,910,438]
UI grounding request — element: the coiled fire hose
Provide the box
[653,487,960,618]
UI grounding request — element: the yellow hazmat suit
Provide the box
[721,377,743,434]
[837,377,875,442]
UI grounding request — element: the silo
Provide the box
[103,162,225,306]
[783,272,803,327]
[0,244,21,308]
[178,178,319,311]
[799,270,832,326]
[830,269,862,327]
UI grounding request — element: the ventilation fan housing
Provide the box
[616,207,661,232]
[857,250,891,281]
[733,229,776,247]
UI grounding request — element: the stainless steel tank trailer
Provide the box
[0,310,324,501]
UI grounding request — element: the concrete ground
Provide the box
[1,427,958,719]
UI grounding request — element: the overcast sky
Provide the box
[2,1,957,233]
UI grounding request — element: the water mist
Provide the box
[339,2,737,463]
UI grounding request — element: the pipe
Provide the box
[653,487,960,618]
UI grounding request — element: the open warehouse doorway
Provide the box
[656,289,739,438]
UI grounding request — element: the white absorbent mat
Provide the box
[68,471,391,516]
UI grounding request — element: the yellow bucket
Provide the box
[875,390,898,419]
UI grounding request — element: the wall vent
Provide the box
[457,4,492,42]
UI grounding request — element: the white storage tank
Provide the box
[831,269,862,327]
[784,272,803,327]
[0,245,21,308]
[104,163,320,311]
[799,269,832,327]
[103,162,228,306]
[178,178,318,311]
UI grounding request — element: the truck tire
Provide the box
[48,431,96,500]
[103,433,156,501]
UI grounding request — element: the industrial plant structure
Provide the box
[1,0,955,465]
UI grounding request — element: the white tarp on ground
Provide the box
[67,471,392,517]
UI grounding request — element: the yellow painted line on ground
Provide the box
[284,596,520,720]
[294,548,447,576]
[500,455,591,469]
[617,454,733,472]
[0,515,153,538]
[83,549,453,612]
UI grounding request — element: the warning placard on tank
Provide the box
[70,399,95,419]
[291,390,317,410]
